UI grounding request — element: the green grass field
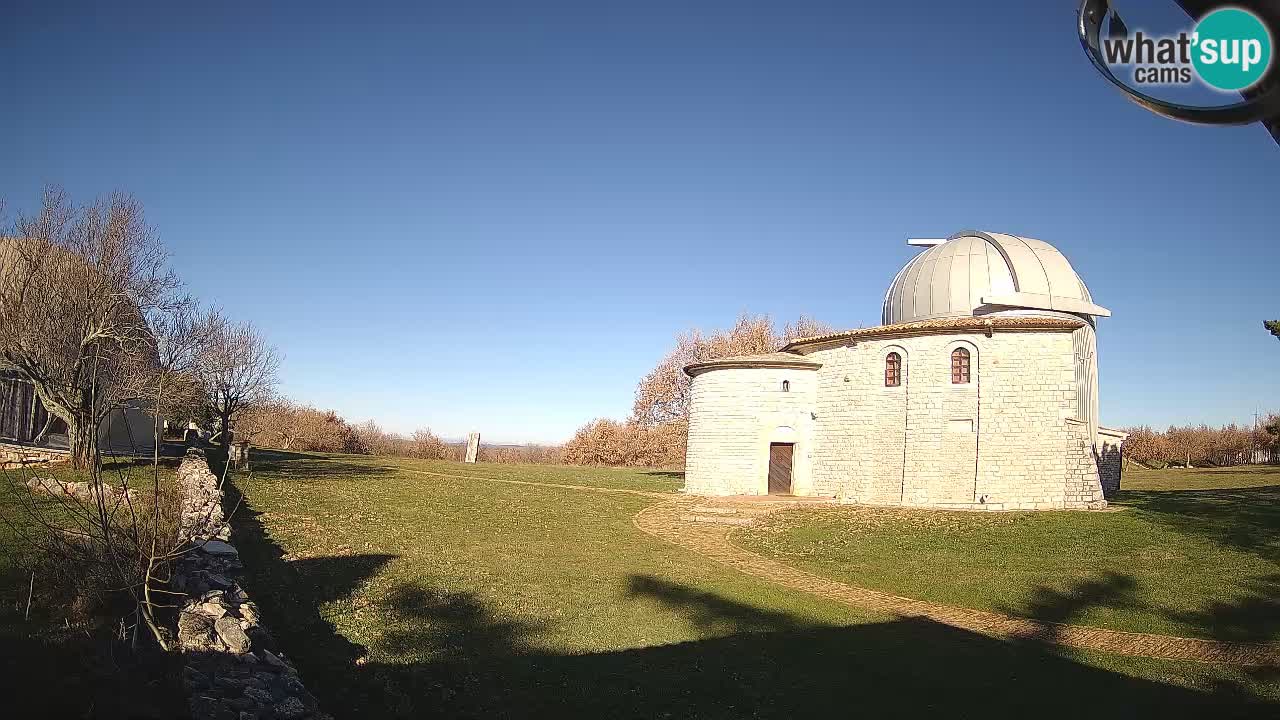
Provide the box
[738,464,1280,644]
[219,451,1279,718]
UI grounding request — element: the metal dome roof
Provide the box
[881,231,1110,325]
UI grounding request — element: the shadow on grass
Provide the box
[225,469,1276,718]
[1167,574,1280,644]
[643,470,685,480]
[243,448,399,482]
[1115,468,1280,562]
[625,574,806,634]
[0,625,185,719]
[1006,570,1144,644]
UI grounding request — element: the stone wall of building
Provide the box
[1097,426,1127,499]
[802,339,908,502]
[682,324,1118,510]
[1062,420,1108,510]
[172,449,329,720]
[685,366,818,495]
[799,328,1108,509]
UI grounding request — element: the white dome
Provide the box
[881,231,1109,325]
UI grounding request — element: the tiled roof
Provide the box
[782,316,1085,352]
[684,351,822,377]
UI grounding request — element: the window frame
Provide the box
[884,352,902,387]
[950,347,971,384]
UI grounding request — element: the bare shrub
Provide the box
[238,401,354,453]
[345,421,456,460]
[561,419,630,466]
[1123,417,1279,468]
[561,418,687,468]
[407,428,451,460]
[3,461,184,625]
[479,443,563,465]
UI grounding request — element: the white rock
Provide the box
[198,540,239,557]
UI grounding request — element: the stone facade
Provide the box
[681,231,1123,511]
[684,323,1121,510]
[1097,426,1127,498]
[686,364,818,496]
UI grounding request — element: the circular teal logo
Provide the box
[1191,7,1273,91]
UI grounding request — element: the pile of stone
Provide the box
[178,448,233,543]
[24,475,137,502]
[172,449,328,720]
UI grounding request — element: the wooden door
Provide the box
[768,443,794,495]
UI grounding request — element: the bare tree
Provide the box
[200,319,280,446]
[630,313,833,425]
[238,400,352,452]
[0,187,180,469]
[0,301,229,650]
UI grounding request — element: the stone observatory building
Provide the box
[683,230,1126,510]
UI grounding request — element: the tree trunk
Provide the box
[67,418,97,470]
[219,413,231,447]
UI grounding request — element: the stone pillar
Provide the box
[465,432,480,464]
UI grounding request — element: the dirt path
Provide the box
[390,467,1280,667]
[632,496,1280,667]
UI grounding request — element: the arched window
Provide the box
[781,380,790,392]
[884,353,901,387]
[951,347,971,384]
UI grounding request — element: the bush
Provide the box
[1123,416,1277,468]
[562,419,685,468]
[237,401,357,453]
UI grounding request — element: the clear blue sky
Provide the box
[3,1,1277,443]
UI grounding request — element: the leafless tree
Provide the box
[0,300,232,650]
[630,313,833,425]
[0,187,180,469]
[238,400,353,452]
[199,319,280,447]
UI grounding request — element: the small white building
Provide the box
[683,231,1125,510]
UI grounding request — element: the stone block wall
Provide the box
[804,340,909,502]
[1097,427,1126,498]
[1062,421,1108,510]
[803,328,1106,509]
[972,331,1092,509]
[685,366,818,495]
[685,326,1114,510]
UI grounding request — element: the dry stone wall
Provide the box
[172,448,329,720]
[0,443,70,469]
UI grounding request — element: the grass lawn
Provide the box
[0,456,186,719]
[738,464,1280,645]
[227,451,1279,718]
